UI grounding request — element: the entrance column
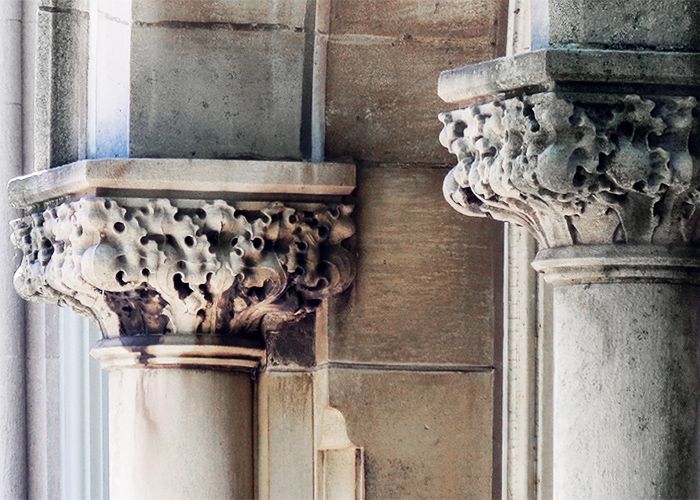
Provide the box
[438,3,700,494]
[9,159,356,499]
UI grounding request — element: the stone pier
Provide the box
[8,159,356,498]
[439,3,700,496]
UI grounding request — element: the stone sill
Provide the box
[9,158,356,209]
[438,48,700,104]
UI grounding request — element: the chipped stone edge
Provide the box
[8,158,357,209]
[438,48,700,104]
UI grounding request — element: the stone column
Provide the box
[0,1,27,498]
[438,17,700,497]
[8,158,356,499]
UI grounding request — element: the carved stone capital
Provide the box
[8,159,356,357]
[440,91,700,248]
[12,197,355,341]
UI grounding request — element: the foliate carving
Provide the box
[440,92,700,248]
[11,198,355,338]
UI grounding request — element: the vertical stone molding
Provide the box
[8,158,356,499]
[439,47,700,499]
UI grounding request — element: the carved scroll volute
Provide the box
[440,92,700,248]
[11,198,356,339]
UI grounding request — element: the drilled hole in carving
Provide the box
[195,209,206,219]
[231,237,239,247]
[104,200,112,209]
[116,271,128,286]
[296,241,308,251]
[184,236,195,247]
[114,222,125,233]
[234,247,244,257]
[174,211,184,222]
[572,166,586,188]
[197,309,206,318]
[177,261,186,270]
[173,274,193,300]
[568,113,582,126]
[318,225,329,238]
[288,214,298,224]
[141,268,150,278]
[483,147,497,158]
[453,121,467,137]
[647,132,665,149]
[252,237,264,250]
[633,181,646,192]
[618,121,634,139]
[330,207,341,219]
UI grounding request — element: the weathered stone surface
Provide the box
[130,26,305,159]
[257,372,315,499]
[329,0,503,41]
[0,9,26,499]
[548,0,700,51]
[109,368,254,499]
[438,48,700,104]
[326,39,495,164]
[441,91,700,248]
[35,7,88,168]
[92,5,130,158]
[12,197,355,338]
[329,368,494,500]
[132,0,309,28]
[8,159,356,208]
[329,166,501,365]
[550,281,700,498]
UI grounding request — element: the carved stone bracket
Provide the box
[9,159,356,359]
[441,91,700,248]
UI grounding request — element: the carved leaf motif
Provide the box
[11,198,356,339]
[440,92,700,248]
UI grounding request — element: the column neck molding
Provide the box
[9,160,357,367]
[532,245,700,285]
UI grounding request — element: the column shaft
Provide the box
[108,368,254,500]
[551,282,700,499]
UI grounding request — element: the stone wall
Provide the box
[323,1,506,497]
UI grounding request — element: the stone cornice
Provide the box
[441,91,700,248]
[9,159,356,209]
[438,48,700,105]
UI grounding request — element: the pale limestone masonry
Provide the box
[6,1,506,499]
[440,2,700,498]
[9,159,359,498]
